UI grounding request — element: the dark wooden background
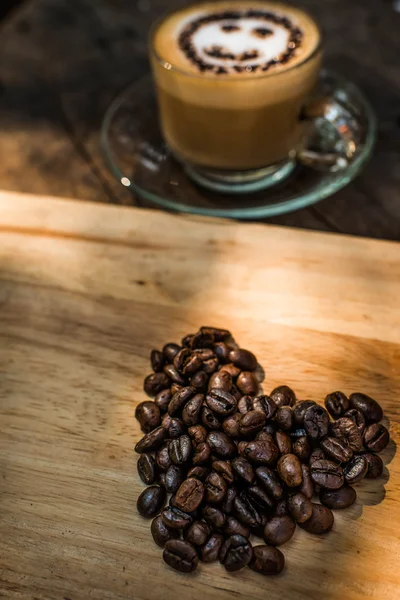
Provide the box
[0,0,399,239]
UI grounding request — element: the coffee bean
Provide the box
[137,485,166,518]
[263,515,296,546]
[205,472,227,504]
[220,535,253,571]
[183,353,204,377]
[207,431,236,458]
[364,453,384,478]
[174,478,205,512]
[287,492,313,523]
[188,424,207,445]
[219,363,241,378]
[151,515,179,547]
[331,417,363,452]
[364,423,389,452]
[320,437,353,463]
[169,435,192,465]
[192,442,211,465]
[237,371,259,396]
[182,333,194,347]
[324,391,349,419]
[255,466,284,500]
[190,370,209,391]
[304,405,329,440]
[137,454,157,485]
[229,348,257,371]
[144,373,170,397]
[237,395,253,414]
[274,498,289,517]
[299,503,334,534]
[222,487,238,515]
[192,348,216,361]
[200,533,224,562]
[233,496,261,530]
[164,364,186,386]
[320,485,356,509]
[256,431,275,443]
[170,383,183,396]
[232,457,255,484]
[202,505,226,530]
[135,426,167,453]
[166,416,187,439]
[309,447,325,464]
[200,326,231,342]
[275,431,292,455]
[214,342,232,363]
[208,370,233,392]
[163,342,180,362]
[183,521,210,546]
[299,464,315,499]
[206,389,237,416]
[182,393,204,426]
[277,454,303,487]
[293,400,316,426]
[213,460,234,484]
[159,472,166,488]
[224,516,250,537]
[239,411,266,437]
[343,455,368,484]
[163,539,198,573]
[191,330,215,350]
[310,459,344,489]
[150,349,165,372]
[165,465,184,494]
[241,440,279,466]
[202,357,219,375]
[187,466,210,481]
[246,486,275,512]
[349,392,383,423]
[172,347,191,372]
[249,545,285,575]
[156,445,172,471]
[270,385,296,408]
[222,413,241,437]
[275,406,293,431]
[135,401,161,433]
[202,406,222,430]
[161,506,193,529]
[168,386,196,416]
[292,436,311,462]
[344,408,366,435]
[154,389,172,413]
[252,395,278,419]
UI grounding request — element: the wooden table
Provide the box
[1,190,399,599]
[0,0,400,239]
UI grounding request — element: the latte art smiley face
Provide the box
[178,10,303,74]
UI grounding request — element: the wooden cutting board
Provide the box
[0,190,399,600]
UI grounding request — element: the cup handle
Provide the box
[297,94,361,172]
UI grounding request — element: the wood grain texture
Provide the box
[0,190,399,600]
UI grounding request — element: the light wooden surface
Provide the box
[0,190,399,600]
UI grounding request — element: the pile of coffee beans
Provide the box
[134,327,390,576]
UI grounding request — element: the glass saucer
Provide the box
[101,70,376,219]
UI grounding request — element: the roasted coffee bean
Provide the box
[309,448,326,464]
[320,485,356,509]
[207,431,236,458]
[324,391,350,419]
[275,431,292,455]
[200,533,224,563]
[237,371,259,396]
[156,445,172,471]
[277,454,303,487]
[165,465,184,494]
[169,435,192,465]
[224,516,250,538]
[190,330,214,350]
[144,372,170,397]
[220,535,253,571]
[331,417,363,452]
[263,515,296,546]
[274,498,289,517]
[137,454,157,485]
[159,472,167,488]
[287,492,313,523]
[293,400,316,426]
[202,505,226,530]
[229,348,257,371]
[299,464,315,499]
[163,342,181,362]
[344,408,366,435]
[202,406,222,430]
[182,334,194,347]
[232,457,255,484]
[310,459,344,489]
[212,342,230,364]
[299,503,334,534]
[135,401,161,433]
[304,405,330,440]
[206,389,237,416]
[192,348,216,361]
[137,485,166,518]
[364,453,384,478]
[175,478,205,512]
[154,389,172,413]
[192,442,211,465]
[222,486,238,515]
[364,423,390,452]
[249,545,285,575]
[349,392,383,423]
[237,395,253,414]
[221,412,241,437]
[343,455,368,484]
[320,437,353,463]
[252,395,277,419]
[185,521,211,546]
[168,386,196,416]
[161,506,193,529]
[151,515,179,548]
[202,357,219,375]
[188,424,208,445]
[151,349,165,372]
[270,385,296,408]
[190,370,209,391]
[173,347,191,372]
[241,440,279,466]
[170,383,183,396]
[255,466,283,500]
[181,393,204,426]
[239,410,266,437]
[205,472,227,504]
[135,426,167,453]
[208,370,232,392]
[256,431,275,443]
[247,486,275,512]
[187,466,210,481]
[164,364,186,386]
[168,418,187,439]
[233,493,262,528]
[213,460,234,484]
[219,363,241,378]
[163,539,198,573]
[200,326,231,341]
[292,436,311,462]
[183,353,204,377]
[275,406,293,431]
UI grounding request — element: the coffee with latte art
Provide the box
[151,1,322,170]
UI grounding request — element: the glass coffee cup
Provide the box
[150,1,355,193]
